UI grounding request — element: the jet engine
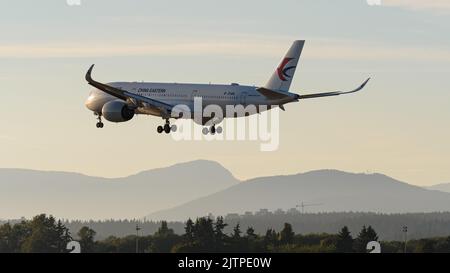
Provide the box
[102,100,135,122]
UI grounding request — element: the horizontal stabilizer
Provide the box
[256,87,292,99]
[298,78,370,100]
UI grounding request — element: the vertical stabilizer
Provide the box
[264,40,305,92]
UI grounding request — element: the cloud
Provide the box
[0,37,449,63]
[381,0,450,12]
[0,41,280,58]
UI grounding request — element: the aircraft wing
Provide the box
[85,64,174,114]
[298,78,370,99]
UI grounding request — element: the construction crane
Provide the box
[296,202,323,214]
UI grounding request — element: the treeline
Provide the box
[53,212,450,241]
[1,214,450,253]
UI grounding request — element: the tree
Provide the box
[0,223,14,253]
[232,223,242,239]
[56,220,72,251]
[354,225,378,253]
[366,226,378,241]
[149,221,179,253]
[225,223,243,252]
[21,214,72,253]
[214,217,228,251]
[264,228,278,248]
[414,239,436,253]
[184,219,195,244]
[246,227,257,240]
[279,223,294,245]
[77,226,96,253]
[194,218,215,249]
[434,237,450,253]
[354,226,368,253]
[336,226,353,253]
[172,218,198,252]
[244,226,263,252]
[214,217,227,240]
[155,221,174,237]
[95,235,121,253]
[173,217,226,253]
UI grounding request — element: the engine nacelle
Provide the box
[102,100,135,122]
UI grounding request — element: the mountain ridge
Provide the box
[2,161,450,221]
[146,169,450,221]
[427,183,450,193]
[0,160,238,220]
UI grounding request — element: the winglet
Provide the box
[359,77,371,90]
[85,64,95,82]
[342,77,371,94]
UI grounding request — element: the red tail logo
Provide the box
[277,57,296,81]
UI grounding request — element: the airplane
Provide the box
[85,40,370,134]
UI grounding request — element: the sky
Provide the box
[0,0,449,186]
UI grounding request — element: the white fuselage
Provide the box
[85,82,296,119]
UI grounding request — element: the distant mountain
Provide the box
[0,160,238,220]
[146,170,450,221]
[427,183,450,193]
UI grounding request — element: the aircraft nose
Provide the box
[85,96,93,110]
[85,91,99,111]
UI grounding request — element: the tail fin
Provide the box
[264,40,305,92]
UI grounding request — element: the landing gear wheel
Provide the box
[216,126,223,134]
[158,119,175,134]
[95,114,104,128]
[210,125,216,135]
[164,123,171,134]
[202,127,209,135]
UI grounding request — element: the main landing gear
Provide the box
[202,124,223,135]
[95,114,104,128]
[157,119,177,134]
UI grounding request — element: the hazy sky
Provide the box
[0,0,449,186]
